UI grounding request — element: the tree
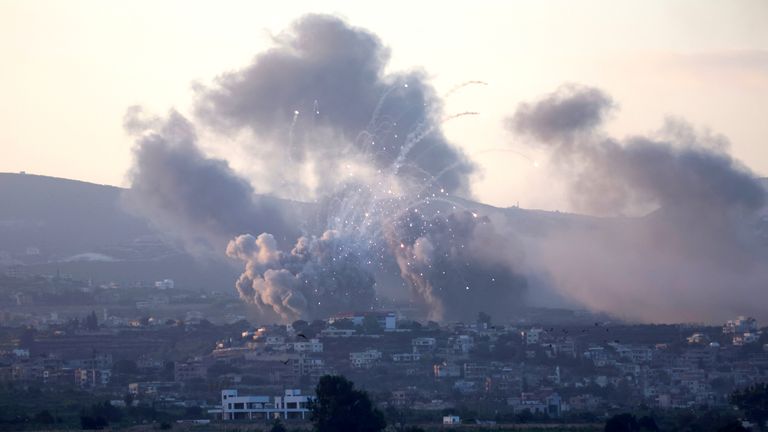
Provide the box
[114,359,138,374]
[717,422,749,432]
[270,419,288,432]
[731,383,768,429]
[363,315,382,333]
[637,416,659,431]
[311,375,386,432]
[477,311,492,328]
[80,413,108,430]
[85,310,98,330]
[605,413,638,432]
[18,327,36,348]
[605,413,662,432]
[292,319,309,333]
[33,410,55,424]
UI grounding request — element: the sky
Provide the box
[1,0,767,211]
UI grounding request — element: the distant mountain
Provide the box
[0,173,239,290]
[0,173,155,256]
[2,172,764,294]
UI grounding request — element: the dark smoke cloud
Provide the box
[510,84,614,144]
[194,14,474,194]
[387,210,527,322]
[508,86,764,216]
[507,85,768,323]
[124,14,541,324]
[226,230,376,321]
[123,108,297,253]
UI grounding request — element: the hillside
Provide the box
[0,173,239,290]
[1,172,765,295]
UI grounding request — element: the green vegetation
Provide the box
[311,375,386,432]
[731,383,768,429]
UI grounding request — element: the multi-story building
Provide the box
[219,389,314,420]
[412,337,437,354]
[75,368,111,388]
[174,359,207,382]
[293,339,323,353]
[723,316,758,334]
[128,381,180,398]
[392,352,421,362]
[449,335,474,354]
[350,349,382,369]
[434,362,461,378]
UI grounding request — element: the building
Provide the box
[392,352,421,362]
[220,389,314,420]
[128,381,180,398]
[174,359,207,382]
[508,390,566,417]
[293,339,323,353]
[75,368,111,388]
[723,316,758,334]
[733,332,760,346]
[521,328,545,345]
[350,349,382,369]
[434,362,462,378]
[154,279,175,290]
[412,337,437,354]
[449,335,474,354]
[319,328,356,338]
[294,355,329,378]
[443,415,461,425]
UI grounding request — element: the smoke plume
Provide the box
[123,108,297,253]
[226,230,376,321]
[194,14,474,196]
[388,210,527,321]
[508,85,768,322]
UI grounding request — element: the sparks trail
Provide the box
[287,109,301,163]
[444,80,488,98]
[392,111,479,178]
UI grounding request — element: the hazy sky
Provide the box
[2,0,767,210]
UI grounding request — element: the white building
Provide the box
[220,389,314,420]
[443,415,461,425]
[154,279,175,290]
